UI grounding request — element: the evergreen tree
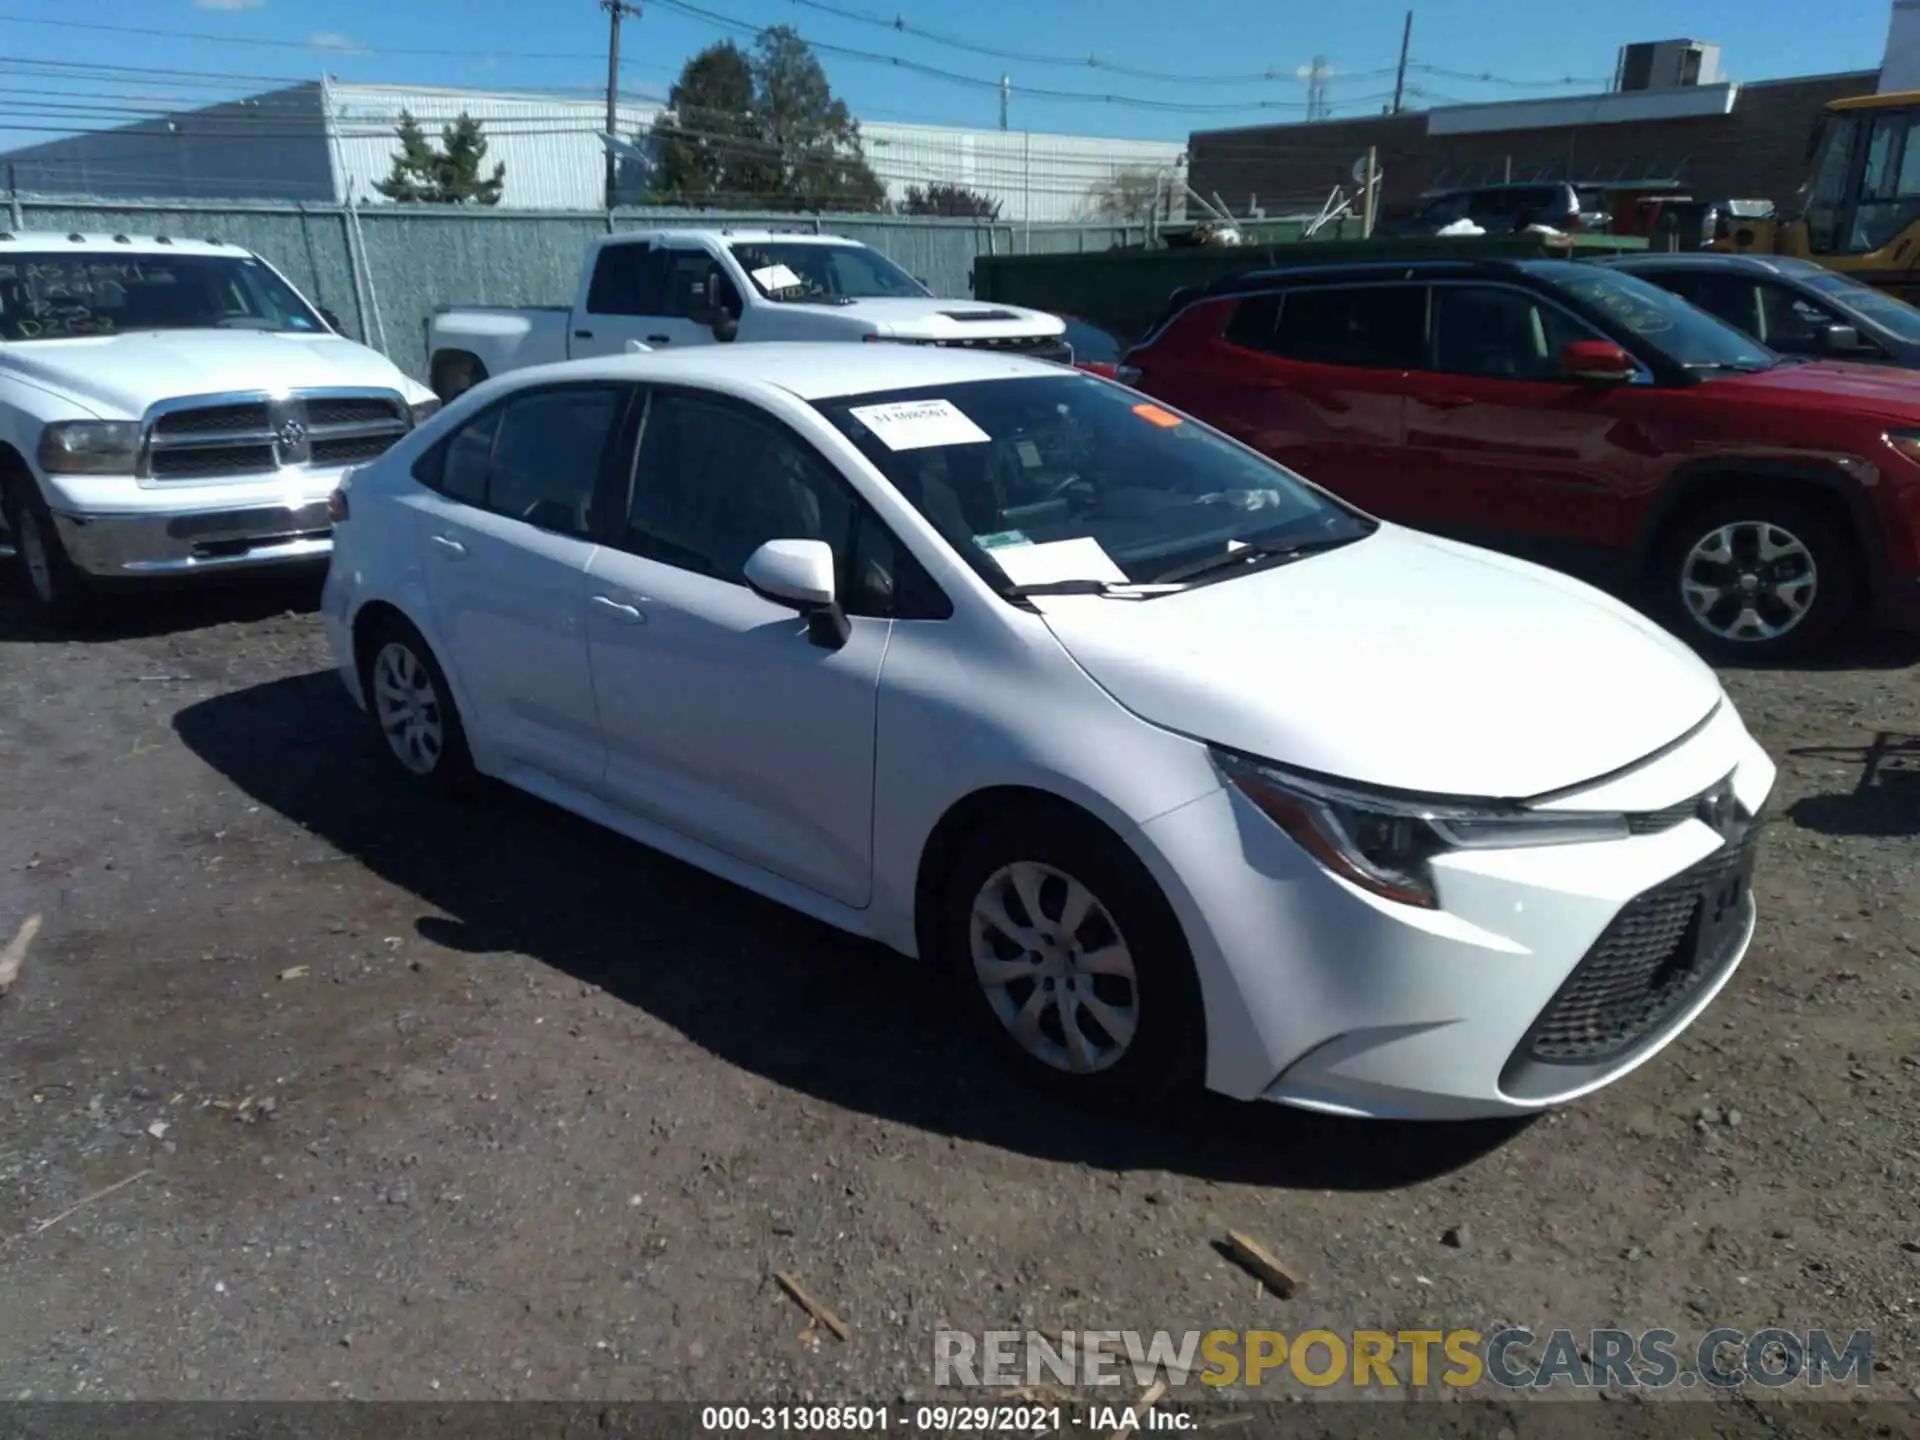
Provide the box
[652,28,883,212]
[653,43,777,204]
[374,111,506,205]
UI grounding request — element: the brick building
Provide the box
[1189,69,1876,219]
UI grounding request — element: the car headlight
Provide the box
[1213,750,1630,909]
[408,397,442,428]
[37,420,141,475]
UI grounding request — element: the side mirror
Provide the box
[1820,322,1864,355]
[704,272,741,343]
[743,539,849,649]
[1558,339,1637,384]
[317,306,342,332]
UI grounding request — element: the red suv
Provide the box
[1122,258,1920,659]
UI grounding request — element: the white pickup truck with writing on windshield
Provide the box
[424,229,1070,401]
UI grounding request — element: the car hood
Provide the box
[1707,357,1920,411]
[0,329,425,419]
[1038,526,1723,798]
[844,299,1067,342]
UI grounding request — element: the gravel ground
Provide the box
[0,571,1916,1420]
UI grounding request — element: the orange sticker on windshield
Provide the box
[1131,403,1182,428]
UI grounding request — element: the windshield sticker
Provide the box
[973,530,1031,551]
[847,399,991,452]
[1131,402,1183,429]
[990,537,1128,589]
[750,263,805,293]
[1013,439,1043,468]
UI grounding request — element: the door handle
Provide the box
[646,334,670,344]
[429,534,468,559]
[1426,393,1477,409]
[574,329,594,339]
[590,594,646,624]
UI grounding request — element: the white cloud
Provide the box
[194,0,267,11]
[308,32,371,54]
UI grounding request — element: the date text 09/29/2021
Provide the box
[700,1407,1160,1434]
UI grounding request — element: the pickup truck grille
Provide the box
[143,390,409,482]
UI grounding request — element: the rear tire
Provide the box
[938,804,1206,1107]
[358,616,475,797]
[1653,493,1856,662]
[1,472,92,625]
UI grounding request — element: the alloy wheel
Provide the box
[1679,520,1817,644]
[969,860,1139,1075]
[371,641,446,776]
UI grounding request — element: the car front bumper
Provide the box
[51,499,334,579]
[1139,703,1778,1119]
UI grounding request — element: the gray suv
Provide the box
[1595,253,1920,368]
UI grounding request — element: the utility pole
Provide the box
[1361,145,1378,237]
[1391,12,1413,114]
[1306,56,1330,122]
[999,74,1010,132]
[602,0,642,210]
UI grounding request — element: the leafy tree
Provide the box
[1082,166,1166,220]
[900,182,1002,220]
[651,27,884,212]
[374,111,505,205]
[753,26,884,211]
[653,42,777,204]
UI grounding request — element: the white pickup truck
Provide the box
[0,232,439,621]
[425,229,1071,400]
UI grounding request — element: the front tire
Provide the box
[359,618,474,796]
[1,474,91,624]
[939,805,1205,1106]
[1654,495,1855,661]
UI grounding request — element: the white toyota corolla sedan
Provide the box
[322,344,1775,1119]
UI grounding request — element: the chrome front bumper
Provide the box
[51,501,333,578]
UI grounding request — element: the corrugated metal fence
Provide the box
[8,194,1148,380]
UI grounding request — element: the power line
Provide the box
[786,0,1400,85]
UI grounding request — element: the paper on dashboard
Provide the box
[988,536,1128,588]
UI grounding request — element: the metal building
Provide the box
[0,80,1186,222]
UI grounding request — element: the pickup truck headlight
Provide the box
[1214,750,1630,909]
[408,398,442,428]
[37,420,141,476]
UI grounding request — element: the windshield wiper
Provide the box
[1003,578,1186,599]
[1152,532,1366,585]
[1680,359,1776,374]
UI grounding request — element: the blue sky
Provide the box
[0,0,1894,151]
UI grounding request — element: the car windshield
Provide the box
[812,373,1375,592]
[1533,261,1778,371]
[727,242,929,303]
[0,252,323,341]
[1801,269,1920,343]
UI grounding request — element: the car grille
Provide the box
[1518,828,1759,1067]
[143,391,409,482]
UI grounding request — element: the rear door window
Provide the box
[585,243,669,316]
[1266,285,1425,369]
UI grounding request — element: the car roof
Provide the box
[1593,252,1825,277]
[0,230,248,257]
[498,342,1062,401]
